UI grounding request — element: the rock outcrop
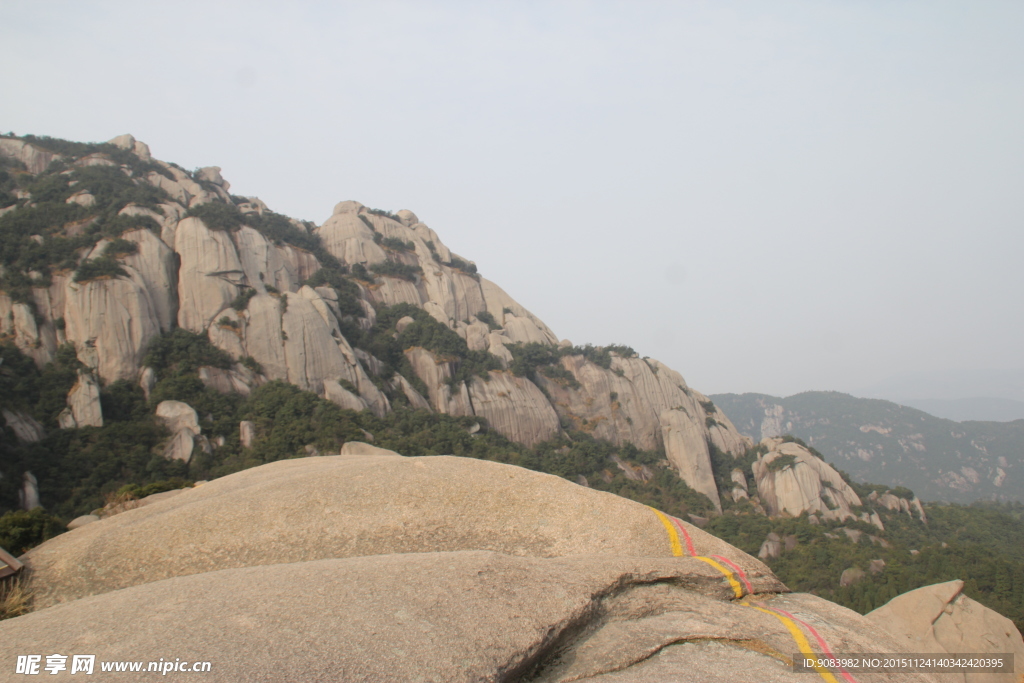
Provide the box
[867,579,1024,683]
[0,134,755,508]
[752,437,864,523]
[2,408,44,442]
[65,372,103,428]
[155,400,201,462]
[18,471,40,510]
[8,452,943,682]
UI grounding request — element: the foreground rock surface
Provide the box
[867,579,1024,683]
[23,452,776,608]
[6,551,936,682]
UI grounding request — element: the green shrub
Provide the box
[301,268,364,318]
[367,208,402,222]
[116,478,192,500]
[447,257,478,276]
[143,329,233,373]
[231,288,256,311]
[102,238,138,257]
[378,235,415,252]
[539,364,581,389]
[475,311,499,330]
[185,202,243,231]
[508,342,561,378]
[425,240,440,261]
[0,508,65,555]
[350,263,371,281]
[369,261,421,281]
[73,257,127,283]
[767,454,798,472]
[241,356,263,374]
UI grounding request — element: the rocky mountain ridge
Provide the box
[1,133,756,512]
[712,391,1024,504]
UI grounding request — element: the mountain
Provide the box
[0,132,751,515]
[710,391,1024,504]
[3,134,1024,643]
[897,396,1024,423]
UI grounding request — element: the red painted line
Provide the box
[669,516,697,556]
[764,605,859,683]
[711,554,754,596]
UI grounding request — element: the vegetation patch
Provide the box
[185,202,244,231]
[101,238,138,258]
[369,260,422,281]
[72,257,127,283]
[767,454,798,472]
[475,311,499,330]
[230,288,256,312]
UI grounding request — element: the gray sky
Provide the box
[3,1,1022,399]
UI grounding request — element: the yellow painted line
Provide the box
[693,556,744,598]
[648,508,746,597]
[649,507,683,557]
[742,601,839,683]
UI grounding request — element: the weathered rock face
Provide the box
[2,408,44,442]
[155,400,201,463]
[661,408,722,512]
[18,471,40,510]
[2,135,755,509]
[0,296,57,366]
[175,217,243,333]
[64,273,163,384]
[197,364,261,396]
[239,420,255,448]
[0,137,59,174]
[867,579,1024,683]
[8,452,942,682]
[752,437,863,522]
[66,372,103,428]
[155,400,200,436]
[467,371,561,446]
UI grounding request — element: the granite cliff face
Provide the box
[0,134,749,506]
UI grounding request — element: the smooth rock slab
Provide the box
[23,454,778,609]
[1,552,935,683]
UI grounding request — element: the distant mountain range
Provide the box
[855,368,1024,421]
[710,391,1023,504]
[892,397,1024,423]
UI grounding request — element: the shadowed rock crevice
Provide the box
[510,580,787,682]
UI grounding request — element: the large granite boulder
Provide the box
[8,451,947,682]
[752,437,863,522]
[867,579,1024,683]
[22,452,774,609]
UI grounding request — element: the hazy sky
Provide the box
[3,1,1022,399]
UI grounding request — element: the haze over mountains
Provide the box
[855,367,1024,422]
[711,391,1024,504]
